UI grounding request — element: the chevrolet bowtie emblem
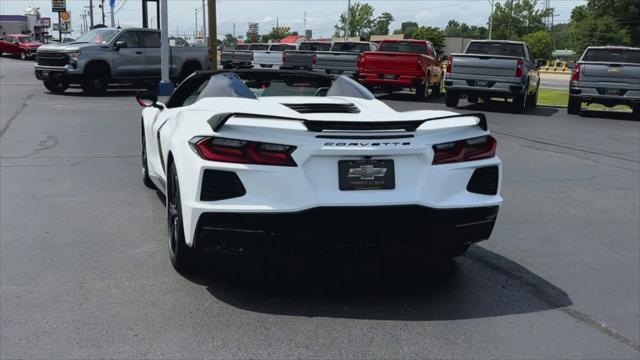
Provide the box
[348,165,387,180]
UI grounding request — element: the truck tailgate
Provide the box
[451,55,518,77]
[580,62,640,86]
[360,52,421,74]
[315,52,360,70]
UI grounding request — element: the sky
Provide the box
[1,0,586,39]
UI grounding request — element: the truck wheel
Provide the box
[467,96,479,104]
[632,103,639,119]
[445,91,459,107]
[43,80,68,94]
[567,96,581,115]
[431,82,441,97]
[415,83,427,100]
[178,62,202,84]
[82,64,109,96]
[512,91,528,113]
[19,52,27,61]
[527,89,539,109]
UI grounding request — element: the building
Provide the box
[278,35,307,44]
[0,7,51,42]
[441,37,474,56]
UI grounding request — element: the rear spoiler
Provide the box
[208,112,488,132]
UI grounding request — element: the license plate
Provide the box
[475,80,488,87]
[606,89,620,95]
[383,74,397,80]
[41,70,49,77]
[338,159,395,191]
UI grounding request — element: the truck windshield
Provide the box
[378,42,427,54]
[234,44,249,50]
[466,42,525,57]
[73,29,119,44]
[331,43,371,53]
[582,49,640,64]
[298,43,332,51]
[16,36,34,43]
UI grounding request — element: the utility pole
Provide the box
[195,8,198,45]
[304,11,307,31]
[488,0,494,40]
[508,0,514,40]
[110,0,115,27]
[208,0,217,69]
[202,0,207,47]
[101,0,105,25]
[345,0,351,39]
[233,22,236,38]
[89,0,94,28]
[158,0,173,95]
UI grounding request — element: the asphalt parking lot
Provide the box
[1,57,639,359]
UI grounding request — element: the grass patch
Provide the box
[538,88,632,112]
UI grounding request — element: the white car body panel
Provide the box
[142,74,502,247]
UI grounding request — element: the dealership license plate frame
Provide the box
[475,80,489,87]
[338,159,395,191]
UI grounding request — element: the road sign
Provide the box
[53,22,70,31]
[60,11,71,22]
[52,0,66,12]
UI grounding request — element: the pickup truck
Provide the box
[314,41,377,75]
[0,34,42,60]
[253,43,298,68]
[220,45,237,69]
[232,43,269,68]
[444,40,540,113]
[568,46,640,116]
[357,39,442,100]
[281,41,332,70]
[34,27,210,95]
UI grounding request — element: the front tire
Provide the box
[632,103,639,119]
[82,64,109,96]
[19,52,27,60]
[527,88,539,109]
[167,161,198,273]
[567,96,581,115]
[43,80,68,94]
[512,90,528,113]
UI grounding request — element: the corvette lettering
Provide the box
[324,142,411,147]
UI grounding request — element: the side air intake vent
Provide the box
[467,166,499,195]
[282,103,360,114]
[201,170,246,201]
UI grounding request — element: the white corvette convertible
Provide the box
[138,70,502,273]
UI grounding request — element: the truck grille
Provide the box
[36,52,69,67]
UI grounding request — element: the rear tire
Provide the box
[43,80,68,94]
[632,103,640,119]
[512,91,528,113]
[467,96,479,104]
[178,62,202,84]
[567,96,581,115]
[445,91,459,107]
[431,82,441,97]
[527,88,539,109]
[167,161,199,273]
[415,83,427,100]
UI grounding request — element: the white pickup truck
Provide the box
[253,43,298,68]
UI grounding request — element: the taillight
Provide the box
[571,63,581,81]
[190,137,297,167]
[312,54,317,65]
[446,55,452,74]
[515,58,524,77]
[432,135,496,165]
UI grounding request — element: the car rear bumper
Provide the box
[445,78,525,96]
[193,205,500,255]
[358,72,425,88]
[570,86,640,105]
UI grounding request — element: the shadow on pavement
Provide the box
[190,245,572,321]
[578,109,638,121]
[454,100,559,117]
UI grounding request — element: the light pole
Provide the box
[488,0,494,40]
[202,0,207,47]
[89,0,94,28]
[345,0,351,40]
[110,0,115,27]
[207,0,217,69]
[158,0,173,95]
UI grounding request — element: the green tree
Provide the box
[569,7,630,55]
[222,33,237,46]
[583,0,639,46]
[412,26,445,53]
[246,31,258,43]
[370,12,395,35]
[490,0,552,40]
[522,30,553,59]
[393,21,418,37]
[444,20,488,39]
[334,2,376,37]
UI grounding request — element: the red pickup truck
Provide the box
[357,39,442,99]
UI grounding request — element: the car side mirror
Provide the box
[136,91,164,110]
[114,40,127,50]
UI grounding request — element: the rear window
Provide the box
[298,42,332,51]
[378,42,427,54]
[466,42,525,57]
[269,44,296,51]
[234,44,249,50]
[331,42,372,53]
[249,44,269,50]
[582,49,640,64]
